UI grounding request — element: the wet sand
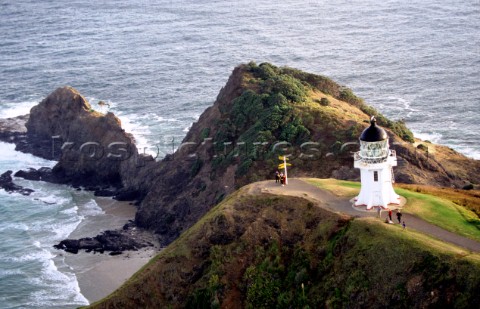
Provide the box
[63,197,159,304]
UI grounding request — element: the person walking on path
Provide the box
[388,209,392,221]
[396,210,403,224]
[377,207,381,218]
[402,221,406,230]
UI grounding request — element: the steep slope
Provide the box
[131,62,480,244]
[88,186,480,309]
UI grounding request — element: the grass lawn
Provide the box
[305,178,360,197]
[305,178,480,242]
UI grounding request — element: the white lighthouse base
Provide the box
[354,187,401,210]
[353,163,400,210]
[351,195,406,212]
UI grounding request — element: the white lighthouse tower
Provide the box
[354,116,400,209]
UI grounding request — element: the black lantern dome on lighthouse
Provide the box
[358,116,389,162]
[360,116,388,142]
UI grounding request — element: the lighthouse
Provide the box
[354,116,400,209]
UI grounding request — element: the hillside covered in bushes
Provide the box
[88,186,480,308]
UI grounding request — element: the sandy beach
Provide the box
[60,196,160,304]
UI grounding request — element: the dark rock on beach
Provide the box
[0,170,34,195]
[53,225,156,254]
[14,167,59,183]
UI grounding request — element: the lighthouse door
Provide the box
[373,191,382,206]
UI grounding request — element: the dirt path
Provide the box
[249,178,480,253]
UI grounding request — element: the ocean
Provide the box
[0,0,478,307]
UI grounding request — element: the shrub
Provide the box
[417,144,428,151]
[339,88,363,106]
[190,158,203,177]
[320,97,330,106]
[271,75,307,103]
[200,127,211,139]
[462,183,474,190]
[236,159,253,176]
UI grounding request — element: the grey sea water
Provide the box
[0,0,478,307]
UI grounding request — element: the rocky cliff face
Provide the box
[131,66,245,243]
[24,86,139,187]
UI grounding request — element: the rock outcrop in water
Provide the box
[0,86,157,195]
[24,86,139,187]
[0,170,34,195]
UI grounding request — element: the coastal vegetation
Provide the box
[205,62,425,192]
[88,183,480,308]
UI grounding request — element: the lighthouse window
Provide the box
[374,171,378,182]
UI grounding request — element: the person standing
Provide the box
[396,210,403,224]
[388,209,392,221]
[275,171,280,183]
[402,221,406,230]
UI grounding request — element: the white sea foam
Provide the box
[117,112,151,145]
[0,141,56,169]
[85,98,153,151]
[116,112,164,157]
[0,100,39,118]
[0,222,30,232]
[80,199,105,217]
[412,130,443,144]
[27,255,88,307]
[37,194,63,205]
[156,115,179,122]
[12,247,54,262]
[454,146,480,160]
[412,130,480,160]
[60,205,79,215]
[51,219,83,240]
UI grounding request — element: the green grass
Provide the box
[305,178,480,242]
[395,187,480,242]
[305,178,360,197]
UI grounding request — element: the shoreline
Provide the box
[59,196,159,304]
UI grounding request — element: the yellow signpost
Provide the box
[278,163,292,169]
[278,156,291,185]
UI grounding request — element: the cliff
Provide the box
[88,186,480,308]
[130,63,480,244]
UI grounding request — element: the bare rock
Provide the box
[24,86,139,187]
[0,170,34,195]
